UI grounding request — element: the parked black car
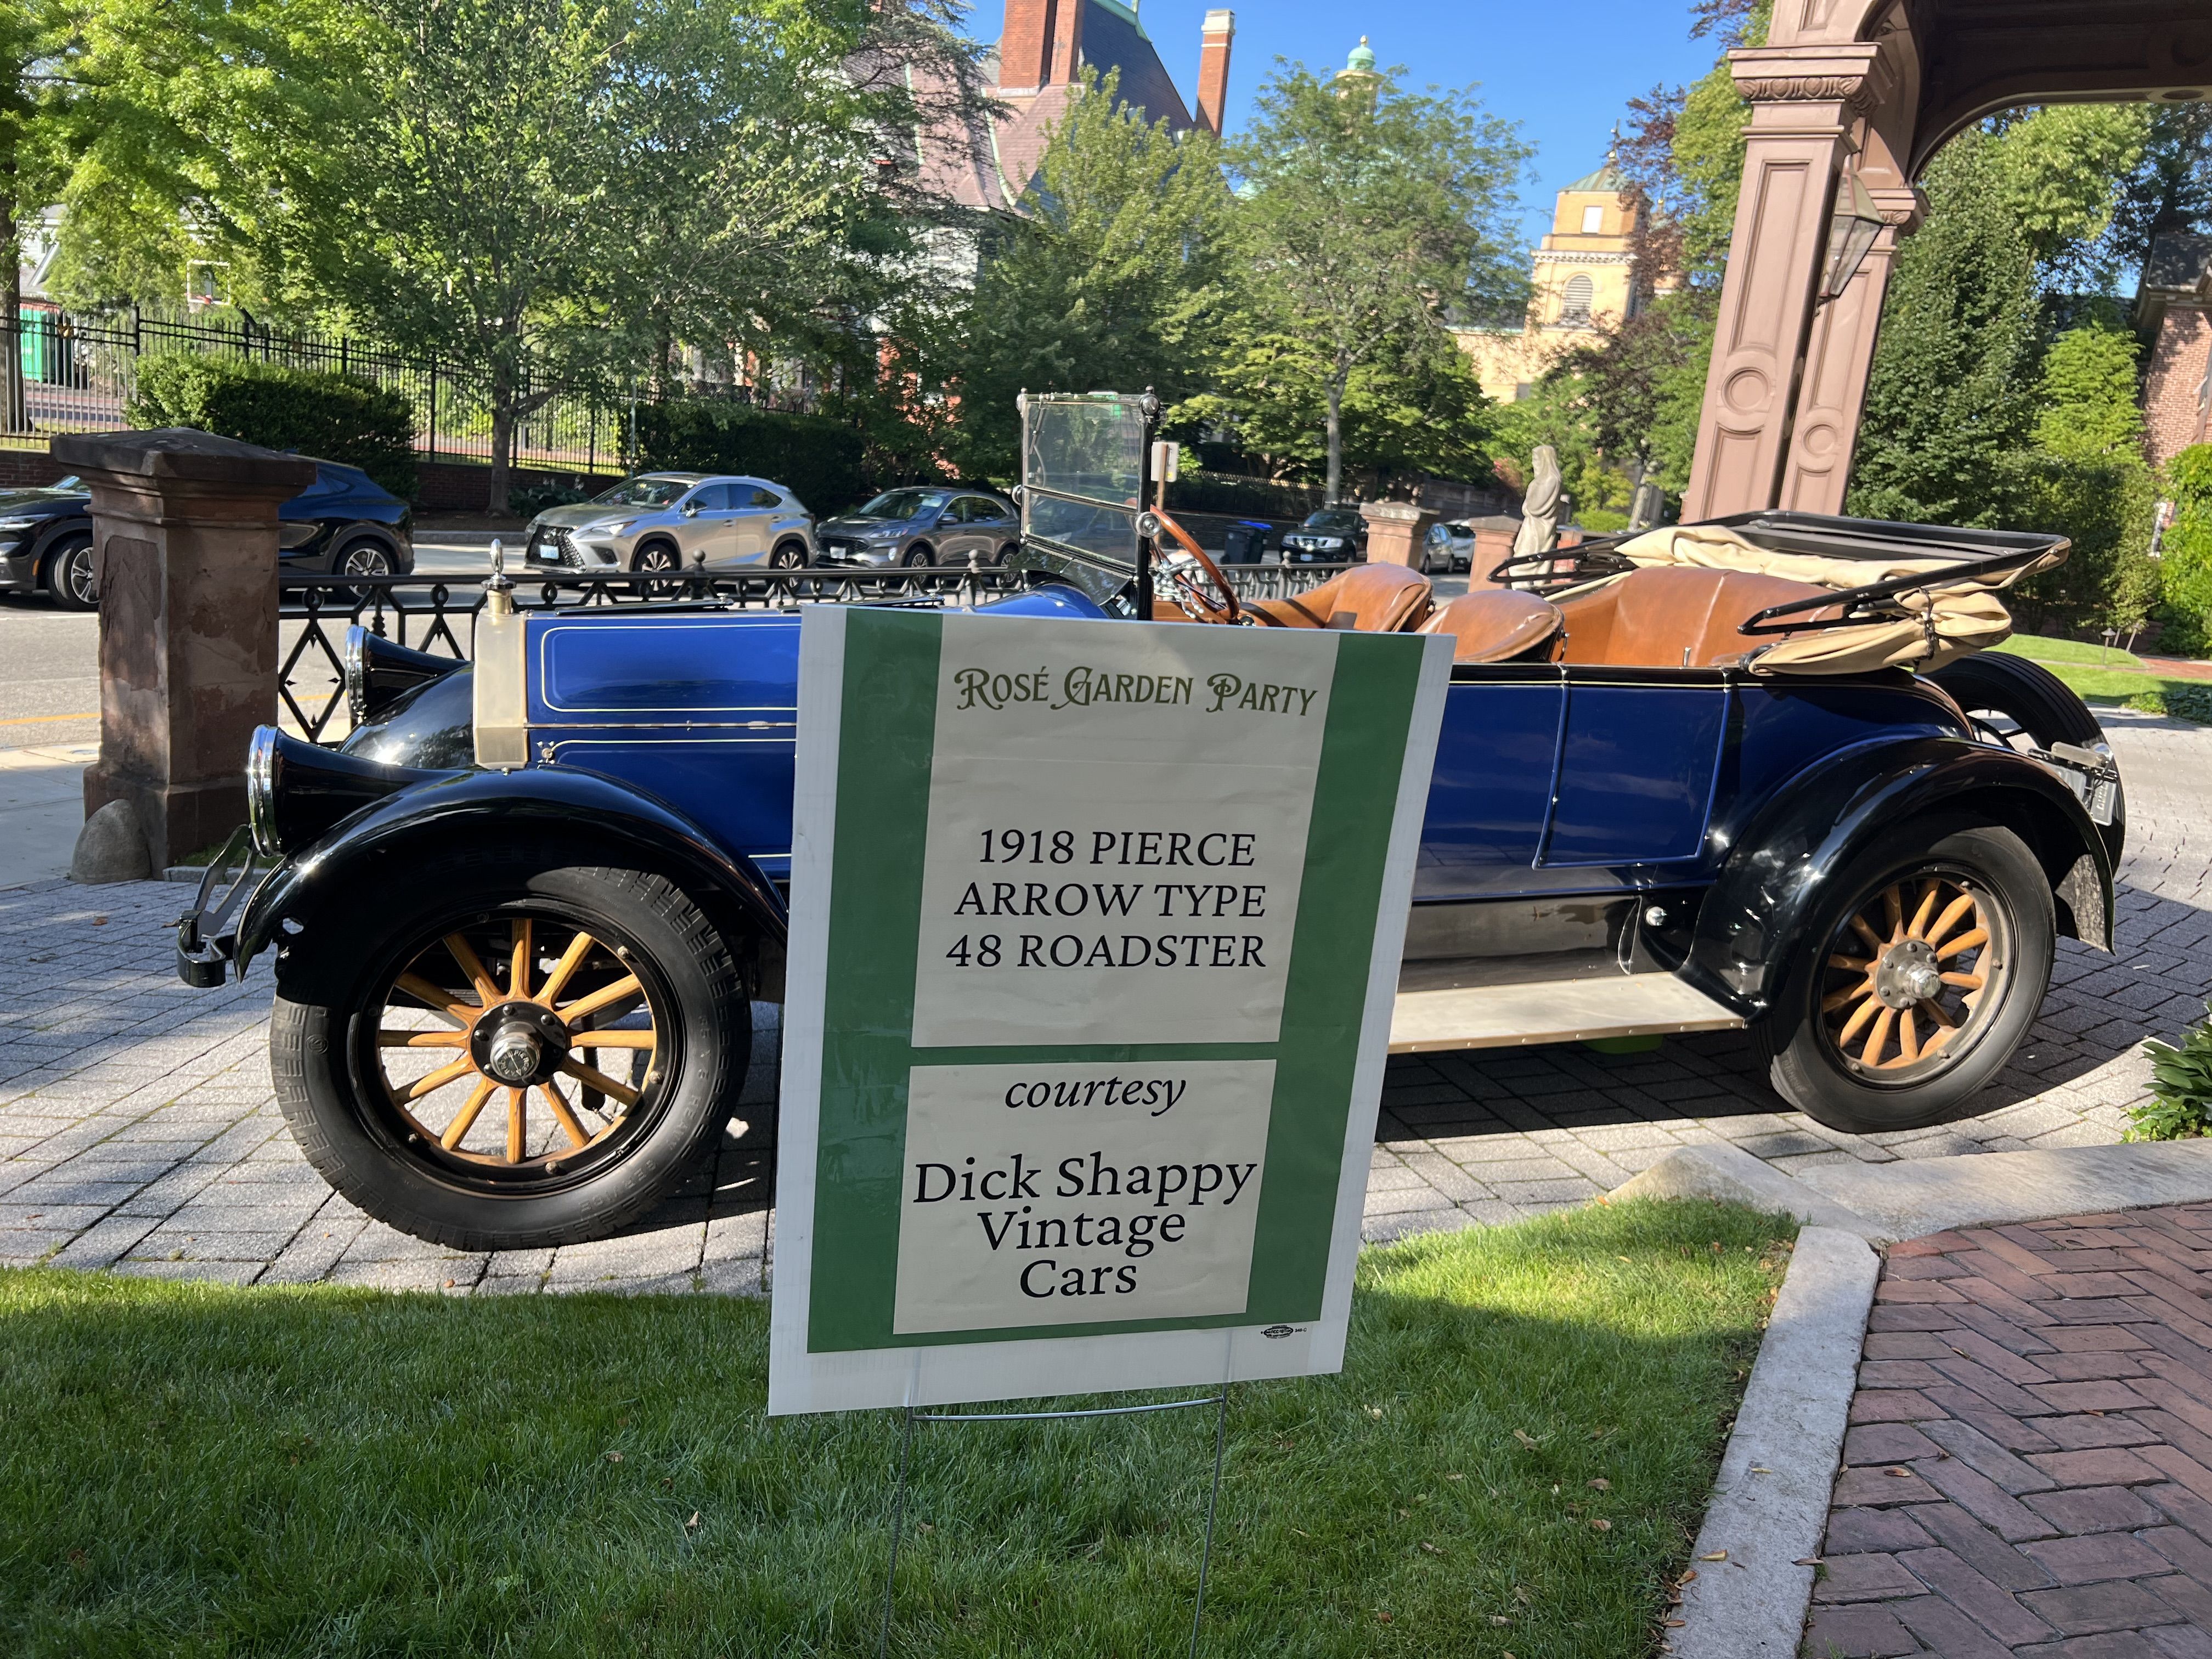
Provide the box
[0,460,414,611]
[814,486,1020,568]
[1279,506,1368,564]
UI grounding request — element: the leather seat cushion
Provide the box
[1555,567,1840,668]
[1246,563,1434,633]
[1418,590,1564,663]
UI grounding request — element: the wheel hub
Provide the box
[1874,939,1944,1011]
[468,1000,571,1087]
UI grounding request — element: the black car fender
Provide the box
[1681,736,2113,1018]
[236,765,788,999]
[28,511,91,576]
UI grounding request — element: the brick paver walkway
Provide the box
[1807,1207,2212,1657]
[1,709,2207,1291]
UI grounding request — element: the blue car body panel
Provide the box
[522,586,1109,881]
[499,585,1978,912]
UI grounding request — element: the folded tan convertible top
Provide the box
[1614,523,2069,676]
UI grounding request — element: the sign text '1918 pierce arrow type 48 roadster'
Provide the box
[176,393,2126,1250]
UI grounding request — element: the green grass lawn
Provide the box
[0,1200,1793,1658]
[1994,634,2212,721]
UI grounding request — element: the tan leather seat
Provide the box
[1418,590,1564,663]
[1554,567,1839,668]
[1246,563,1434,633]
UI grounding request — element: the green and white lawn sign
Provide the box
[769,607,1450,1414]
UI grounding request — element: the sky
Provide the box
[968,0,1730,245]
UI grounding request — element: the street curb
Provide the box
[1609,1143,1894,1243]
[1796,1139,2212,1240]
[1665,1226,1881,1659]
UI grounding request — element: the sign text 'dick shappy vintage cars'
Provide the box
[769,608,1451,1414]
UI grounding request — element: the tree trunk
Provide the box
[1324,374,1345,505]
[1,194,25,435]
[488,353,515,515]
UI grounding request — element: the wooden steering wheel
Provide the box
[1146,507,1243,625]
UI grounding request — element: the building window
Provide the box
[1581,204,1605,234]
[1559,274,1594,328]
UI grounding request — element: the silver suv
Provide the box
[523,472,816,575]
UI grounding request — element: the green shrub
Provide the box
[2124,683,2212,724]
[630,399,868,515]
[509,478,595,519]
[2125,1003,2212,1141]
[1576,507,1632,535]
[126,353,417,498]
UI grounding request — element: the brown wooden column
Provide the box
[53,428,316,868]
[1683,45,1878,522]
[1779,185,1924,512]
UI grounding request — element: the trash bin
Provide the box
[1221,520,1272,565]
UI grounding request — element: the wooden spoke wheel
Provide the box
[1757,822,2055,1136]
[1814,870,2010,1083]
[368,911,671,1186]
[268,852,749,1250]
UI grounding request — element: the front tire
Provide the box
[770,540,808,570]
[269,849,748,1250]
[1757,821,2055,1136]
[43,532,95,611]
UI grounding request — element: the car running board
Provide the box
[1389,972,1746,1054]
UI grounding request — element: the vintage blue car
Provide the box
[177,395,2123,1250]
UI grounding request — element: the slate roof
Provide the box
[913,0,1195,215]
[2144,231,2212,295]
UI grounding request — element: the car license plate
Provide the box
[2051,759,2120,826]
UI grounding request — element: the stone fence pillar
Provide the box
[1359,500,1436,569]
[52,428,315,872]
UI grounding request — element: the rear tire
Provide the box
[1931,653,2124,865]
[43,532,95,611]
[1757,820,2055,1136]
[269,848,748,1250]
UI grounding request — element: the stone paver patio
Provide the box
[1,708,2207,1293]
[1807,1205,2212,1658]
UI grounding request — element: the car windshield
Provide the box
[854,489,949,521]
[1302,510,1362,533]
[591,476,691,509]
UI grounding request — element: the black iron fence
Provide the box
[280,562,1357,744]
[0,307,812,472]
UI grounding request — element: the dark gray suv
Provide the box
[814,487,1020,568]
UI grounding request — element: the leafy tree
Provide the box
[2006,323,2158,633]
[57,0,978,510]
[945,68,1231,481]
[1542,288,1717,501]
[1205,60,1528,501]
[1846,132,2042,528]
[2160,445,2212,656]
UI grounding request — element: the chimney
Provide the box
[1000,0,1069,93]
[1197,10,1234,136]
[1048,0,1083,86]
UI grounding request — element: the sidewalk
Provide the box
[0,741,93,889]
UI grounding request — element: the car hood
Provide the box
[533,503,654,532]
[0,487,86,515]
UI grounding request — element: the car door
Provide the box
[1414,667,1732,901]
[731,486,787,562]
[674,483,735,567]
[967,496,1018,561]
[940,497,991,563]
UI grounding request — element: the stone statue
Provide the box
[1629,478,1665,532]
[1513,444,1562,560]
